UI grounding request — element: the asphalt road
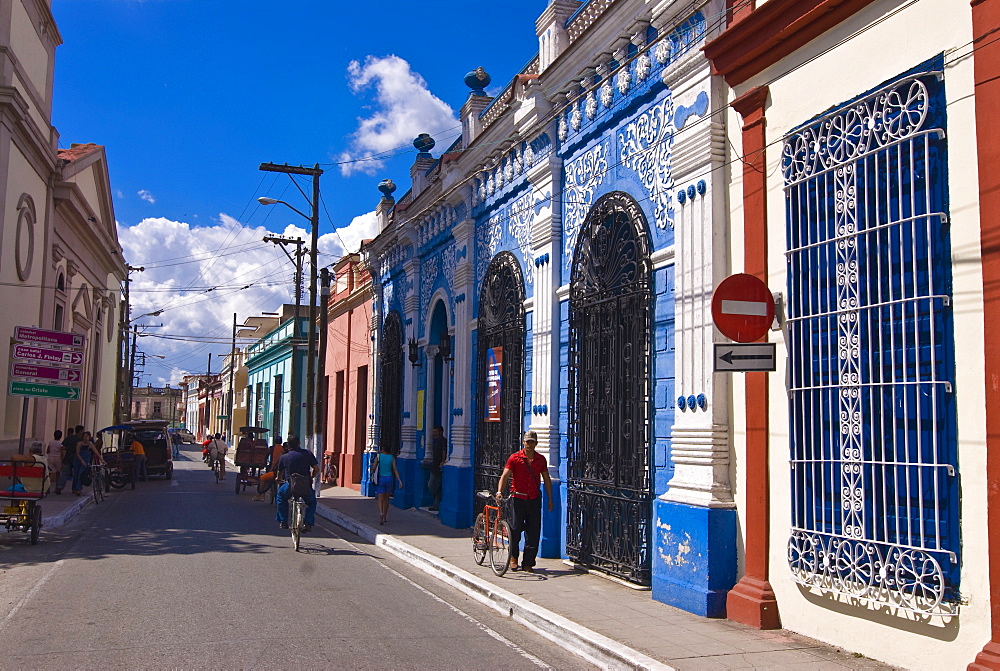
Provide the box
[0,448,592,669]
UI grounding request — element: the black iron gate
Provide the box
[567,191,653,585]
[380,310,404,455]
[475,252,526,509]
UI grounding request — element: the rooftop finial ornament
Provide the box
[464,66,491,96]
[378,178,397,202]
[413,133,435,158]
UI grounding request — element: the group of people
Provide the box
[371,427,552,573]
[201,433,229,480]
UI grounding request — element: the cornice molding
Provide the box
[703,0,879,86]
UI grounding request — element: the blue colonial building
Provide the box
[242,305,310,445]
[364,0,735,617]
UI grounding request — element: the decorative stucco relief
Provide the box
[509,191,535,285]
[563,142,609,259]
[619,98,675,229]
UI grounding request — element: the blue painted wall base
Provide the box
[395,456,421,508]
[439,464,473,529]
[539,478,562,558]
[651,499,736,618]
[360,451,378,497]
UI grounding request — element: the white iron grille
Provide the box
[782,71,958,617]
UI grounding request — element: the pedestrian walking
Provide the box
[496,430,554,573]
[45,429,63,492]
[371,444,403,525]
[55,425,82,495]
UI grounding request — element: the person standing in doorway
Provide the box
[427,425,446,511]
[372,444,403,525]
[45,430,63,492]
[496,430,554,573]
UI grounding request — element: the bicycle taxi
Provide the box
[233,427,270,495]
[95,425,138,490]
[0,459,46,544]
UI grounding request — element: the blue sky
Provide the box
[51,0,543,385]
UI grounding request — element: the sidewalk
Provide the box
[315,485,895,671]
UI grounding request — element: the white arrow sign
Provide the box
[713,343,777,372]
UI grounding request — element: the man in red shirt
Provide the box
[496,430,553,573]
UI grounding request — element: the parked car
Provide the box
[169,428,196,444]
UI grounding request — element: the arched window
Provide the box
[567,191,653,585]
[380,311,404,455]
[474,251,526,505]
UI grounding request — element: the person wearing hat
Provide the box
[495,429,553,573]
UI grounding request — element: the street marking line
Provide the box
[321,525,550,669]
[0,559,64,632]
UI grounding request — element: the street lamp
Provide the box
[258,162,323,479]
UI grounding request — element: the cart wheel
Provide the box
[165,466,172,480]
[29,505,41,545]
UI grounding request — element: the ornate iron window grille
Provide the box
[380,311,404,456]
[567,191,653,585]
[783,67,959,617]
[474,252,526,511]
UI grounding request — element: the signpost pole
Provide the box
[17,398,28,455]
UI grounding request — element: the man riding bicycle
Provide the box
[275,436,319,532]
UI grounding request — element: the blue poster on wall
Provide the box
[485,347,503,422]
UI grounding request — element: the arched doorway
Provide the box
[475,251,526,509]
[567,191,653,585]
[380,310,404,455]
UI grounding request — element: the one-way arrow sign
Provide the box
[714,343,777,372]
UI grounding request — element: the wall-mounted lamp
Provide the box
[439,331,452,361]
[408,337,421,367]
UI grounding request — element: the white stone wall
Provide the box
[723,0,987,667]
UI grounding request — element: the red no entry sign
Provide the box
[711,274,774,343]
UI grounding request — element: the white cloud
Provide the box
[338,55,458,177]
[118,215,320,386]
[325,210,379,257]
[137,189,156,203]
[119,209,383,387]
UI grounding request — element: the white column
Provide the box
[448,216,475,468]
[401,258,420,460]
[662,71,732,508]
[526,152,563,467]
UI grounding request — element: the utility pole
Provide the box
[264,234,305,435]
[317,266,332,493]
[116,265,143,424]
[258,162,323,471]
[128,325,138,420]
[228,312,236,440]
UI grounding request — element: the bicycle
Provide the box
[212,455,226,483]
[473,491,512,576]
[89,464,106,504]
[288,494,306,551]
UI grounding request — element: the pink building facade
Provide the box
[323,254,372,491]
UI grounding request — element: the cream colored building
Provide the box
[1,1,124,452]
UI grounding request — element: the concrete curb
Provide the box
[41,495,90,529]
[316,504,673,671]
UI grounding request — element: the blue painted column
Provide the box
[652,499,736,617]
[439,462,474,528]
